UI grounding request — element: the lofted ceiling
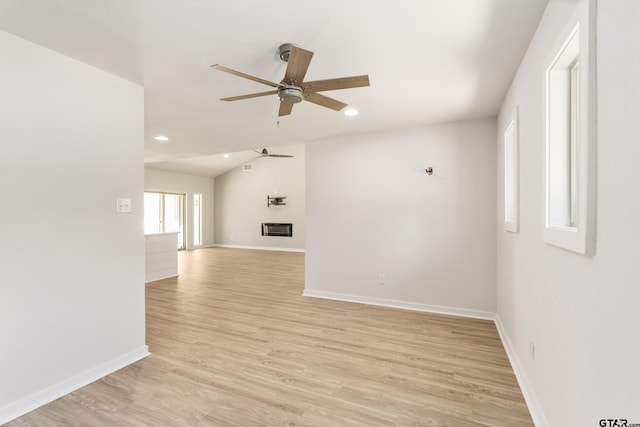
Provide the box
[0,0,549,177]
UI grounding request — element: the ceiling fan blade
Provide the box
[304,92,348,111]
[221,90,278,102]
[279,102,294,117]
[211,64,280,88]
[253,147,293,158]
[283,46,314,85]
[303,75,370,92]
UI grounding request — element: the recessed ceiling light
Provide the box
[154,135,169,141]
[223,154,230,159]
[344,108,359,117]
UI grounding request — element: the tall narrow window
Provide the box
[544,13,596,255]
[193,194,202,247]
[569,61,579,227]
[163,193,184,249]
[547,27,579,230]
[504,106,519,233]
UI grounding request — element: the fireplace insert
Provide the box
[261,223,293,237]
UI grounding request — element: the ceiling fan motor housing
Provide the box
[278,85,304,104]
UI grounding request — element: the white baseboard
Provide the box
[494,315,548,427]
[213,244,305,253]
[187,244,217,250]
[0,345,150,425]
[302,290,495,320]
[145,272,178,283]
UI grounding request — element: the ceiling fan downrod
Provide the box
[278,43,298,62]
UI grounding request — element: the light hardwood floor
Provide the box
[8,248,533,426]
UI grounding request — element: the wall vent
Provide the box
[243,163,253,172]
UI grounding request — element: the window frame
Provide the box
[543,4,597,256]
[504,106,520,233]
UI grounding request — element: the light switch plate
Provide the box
[116,198,132,213]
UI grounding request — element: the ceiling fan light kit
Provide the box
[212,43,370,117]
[278,85,304,104]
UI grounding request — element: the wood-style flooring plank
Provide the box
[6,248,533,426]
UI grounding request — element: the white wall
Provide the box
[305,119,497,317]
[214,144,305,251]
[496,0,640,425]
[144,169,215,249]
[0,30,147,423]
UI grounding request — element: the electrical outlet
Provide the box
[230,235,234,240]
[529,340,535,361]
[378,274,385,285]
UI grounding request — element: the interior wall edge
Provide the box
[494,315,548,427]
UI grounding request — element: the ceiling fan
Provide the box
[253,148,293,158]
[211,43,370,117]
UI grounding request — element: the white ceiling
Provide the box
[0,0,549,177]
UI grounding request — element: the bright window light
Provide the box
[504,107,519,233]
[546,26,579,230]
